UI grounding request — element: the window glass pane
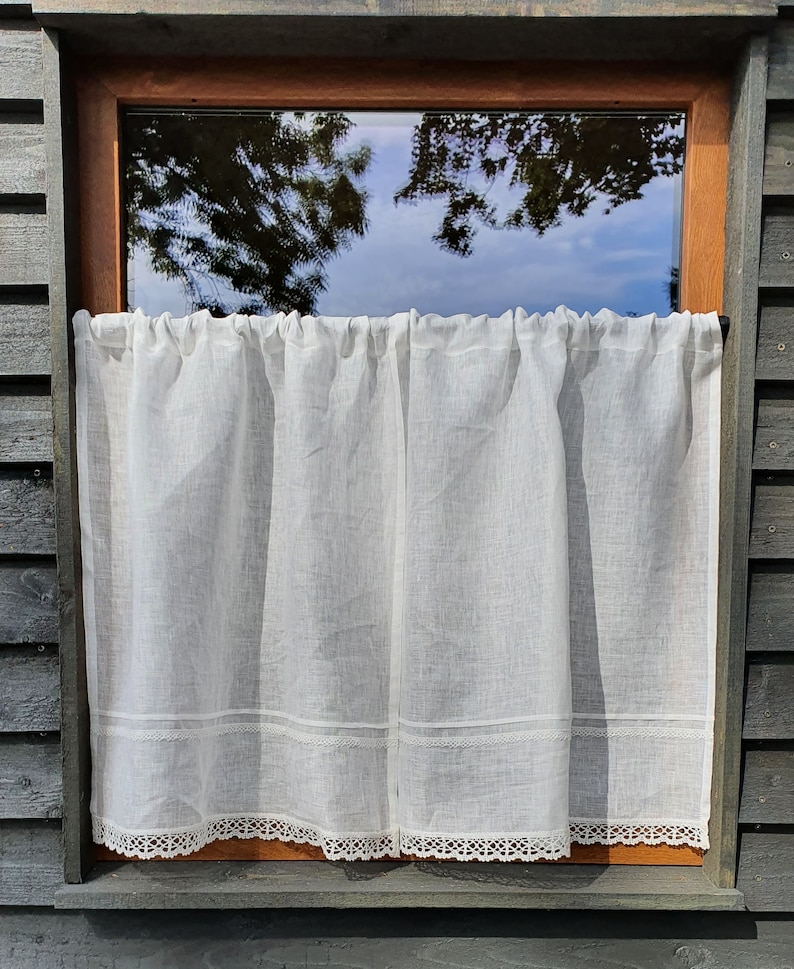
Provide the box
[124,109,684,318]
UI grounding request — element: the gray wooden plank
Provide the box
[0,645,59,731]
[768,22,794,102]
[0,121,44,195]
[738,833,794,911]
[0,468,55,555]
[0,563,57,644]
[756,302,794,381]
[0,25,42,103]
[43,26,90,885]
[26,1,783,17]
[744,661,794,740]
[0,733,61,819]
[763,115,794,198]
[758,212,794,289]
[12,911,794,969]
[747,566,794,652]
[0,300,50,376]
[749,478,794,557]
[0,819,61,905]
[753,395,794,471]
[708,33,767,892]
[0,211,48,286]
[0,394,53,462]
[55,862,742,911]
[739,748,794,824]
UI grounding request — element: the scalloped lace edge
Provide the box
[569,821,709,850]
[94,817,708,860]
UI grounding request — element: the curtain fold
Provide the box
[74,306,721,861]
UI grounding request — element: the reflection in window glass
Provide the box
[124,110,684,318]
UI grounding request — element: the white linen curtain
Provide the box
[74,306,721,861]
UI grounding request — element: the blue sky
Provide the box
[128,111,683,319]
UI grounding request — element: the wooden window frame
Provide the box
[70,57,733,876]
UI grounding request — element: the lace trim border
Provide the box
[93,816,708,861]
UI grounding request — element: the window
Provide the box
[70,58,734,882]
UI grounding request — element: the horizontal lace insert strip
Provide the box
[92,724,709,745]
[93,816,708,860]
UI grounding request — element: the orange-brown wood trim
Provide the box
[76,58,730,316]
[96,840,703,865]
[76,58,728,866]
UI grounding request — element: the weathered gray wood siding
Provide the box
[736,15,794,911]
[0,12,63,905]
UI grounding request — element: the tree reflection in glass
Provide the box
[125,110,684,318]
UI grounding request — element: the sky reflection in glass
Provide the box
[125,110,684,319]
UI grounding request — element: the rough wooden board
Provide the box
[709,33,768,891]
[0,645,59,731]
[0,819,61,905]
[737,833,794,911]
[0,733,61,819]
[756,301,794,381]
[0,469,55,555]
[758,211,794,288]
[33,13,775,61]
[763,115,794,197]
[26,1,782,17]
[747,565,794,652]
[43,25,92,884]
[0,301,50,376]
[13,911,794,969]
[55,862,742,911]
[749,478,794,557]
[0,563,57,643]
[0,211,48,287]
[744,661,794,739]
[0,24,42,102]
[768,22,794,101]
[753,395,794,471]
[0,121,44,195]
[0,394,53,462]
[739,748,794,824]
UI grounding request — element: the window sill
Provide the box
[54,861,744,911]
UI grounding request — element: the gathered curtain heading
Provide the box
[74,306,721,862]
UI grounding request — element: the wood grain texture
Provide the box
[27,0,782,17]
[0,301,51,376]
[0,212,48,286]
[55,862,742,911]
[749,478,794,557]
[0,469,55,555]
[744,661,794,740]
[753,395,794,471]
[0,394,53,462]
[44,25,93,883]
[763,114,794,197]
[708,34,766,890]
[747,565,794,652]
[756,301,794,380]
[759,211,794,288]
[0,733,61,819]
[0,645,59,731]
[0,121,45,195]
[10,910,794,969]
[768,22,794,102]
[739,748,794,824]
[0,819,61,905]
[0,563,57,644]
[0,25,42,103]
[738,833,794,911]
